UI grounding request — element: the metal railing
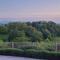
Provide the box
[0,42,59,52]
[0,42,37,48]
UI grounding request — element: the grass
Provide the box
[54,37,60,43]
[0,34,8,41]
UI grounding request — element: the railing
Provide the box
[0,42,60,52]
[0,42,37,48]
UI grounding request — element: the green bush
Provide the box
[0,48,59,59]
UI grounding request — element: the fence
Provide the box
[0,42,37,48]
[0,42,60,52]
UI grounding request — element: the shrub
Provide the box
[0,48,59,59]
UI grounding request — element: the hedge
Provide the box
[0,48,59,60]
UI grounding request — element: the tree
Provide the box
[8,29,17,42]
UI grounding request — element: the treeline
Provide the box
[0,21,60,42]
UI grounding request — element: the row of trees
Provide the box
[0,21,60,42]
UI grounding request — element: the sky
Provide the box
[0,0,60,19]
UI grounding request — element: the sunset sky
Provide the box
[0,0,60,19]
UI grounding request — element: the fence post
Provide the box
[56,42,57,52]
[12,42,14,48]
